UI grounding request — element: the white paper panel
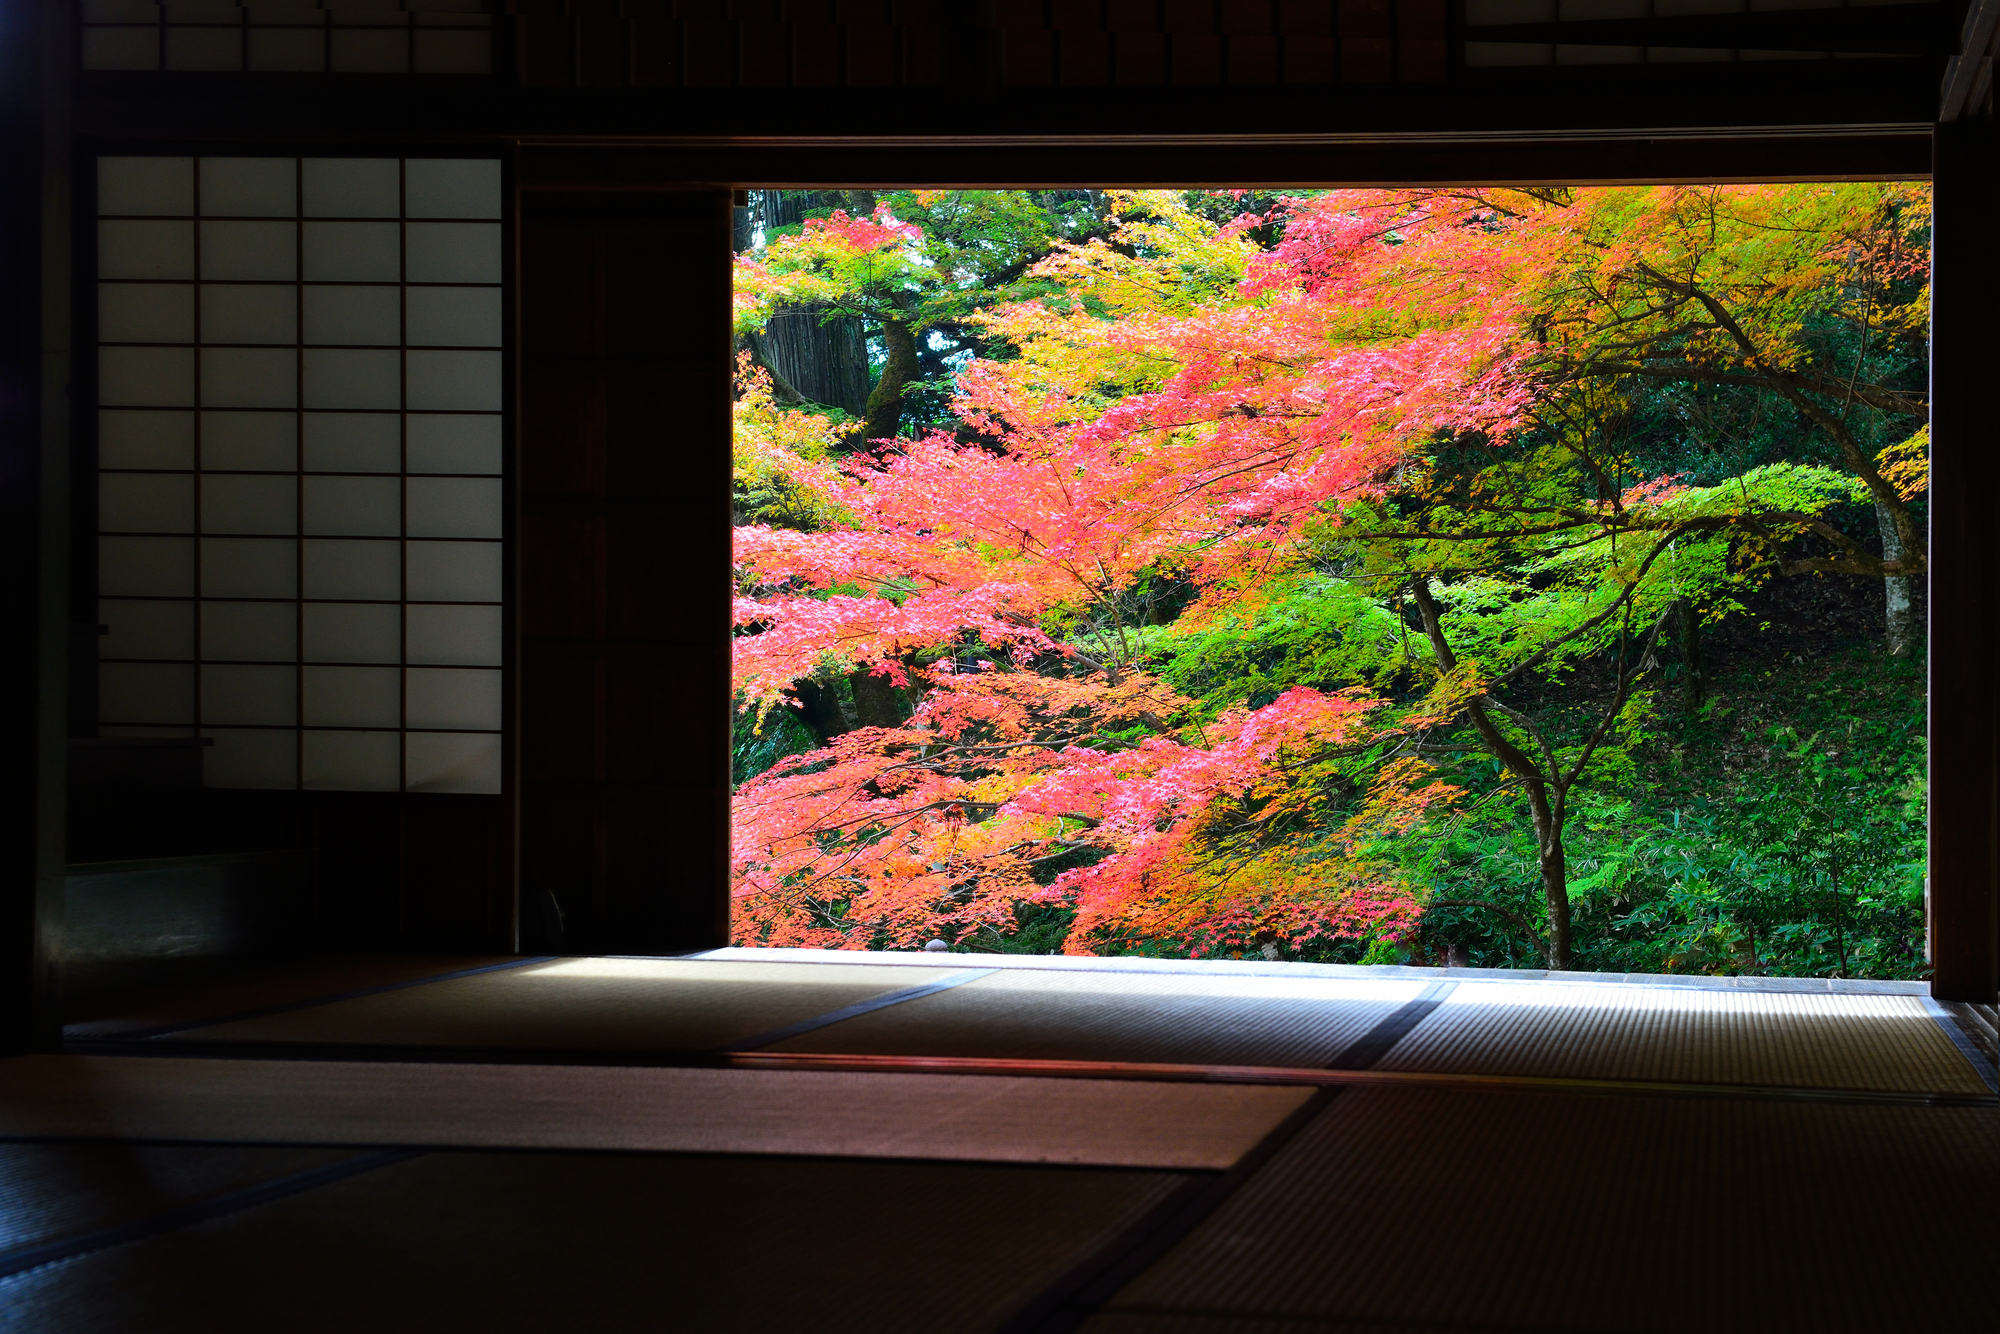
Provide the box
[99,346,195,407]
[405,285,502,347]
[406,730,501,794]
[302,221,401,283]
[403,159,502,220]
[405,349,501,411]
[303,602,402,664]
[99,536,196,597]
[330,29,409,74]
[304,475,402,537]
[199,158,296,218]
[165,27,242,71]
[302,159,400,219]
[201,348,299,408]
[406,667,502,731]
[406,476,501,539]
[406,604,502,666]
[201,664,298,726]
[406,414,500,474]
[406,541,502,603]
[303,348,401,409]
[200,474,298,535]
[100,473,195,534]
[99,157,194,216]
[82,28,160,71]
[303,666,402,729]
[302,538,401,600]
[404,223,501,284]
[199,221,297,281]
[100,283,195,344]
[304,285,402,347]
[100,662,196,725]
[201,284,298,345]
[303,729,401,790]
[199,601,298,663]
[99,411,197,470]
[201,412,296,471]
[99,221,195,280]
[200,537,297,599]
[100,599,196,662]
[304,412,401,473]
[248,28,326,73]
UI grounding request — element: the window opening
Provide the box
[727,185,1931,980]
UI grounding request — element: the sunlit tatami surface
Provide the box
[1374,980,1987,1094]
[768,968,1429,1067]
[67,950,1992,1097]
[12,949,1997,1332]
[121,957,940,1052]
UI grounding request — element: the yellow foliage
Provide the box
[1876,426,1928,501]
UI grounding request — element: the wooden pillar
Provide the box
[0,0,67,1054]
[517,187,733,955]
[1929,117,2000,1003]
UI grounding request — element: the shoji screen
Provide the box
[94,155,505,794]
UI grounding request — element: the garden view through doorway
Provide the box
[727,184,1931,979]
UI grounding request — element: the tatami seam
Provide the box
[0,1148,422,1285]
[990,982,1459,1334]
[712,968,1000,1052]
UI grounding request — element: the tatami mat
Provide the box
[0,1142,366,1257]
[1376,982,1989,1094]
[0,1055,1312,1170]
[1093,1086,2000,1333]
[769,970,1428,1067]
[152,957,935,1052]
[1,1150,1188,1334]
[75,955,1988,1101]
[62,955,518,1041]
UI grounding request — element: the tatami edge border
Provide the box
[679,948,1929,995]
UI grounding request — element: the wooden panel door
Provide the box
[517,187,732,955]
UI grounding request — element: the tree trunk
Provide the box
[1732,923,1760,974]
[864,313,919,445]
[793,678,851,745]
[1675,597,1704,711]
[748,190,874,419]
[1525,785,1573,970]
[750,306,871,417]
[1875,499,1915,657]
[1407,578,1573,969]
[849,668,907,728]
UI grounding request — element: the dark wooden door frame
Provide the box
[531,127,1985,998]
[5,123,1988,1059]
[513,127,1934,193]
[1927,119,1997,1003]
